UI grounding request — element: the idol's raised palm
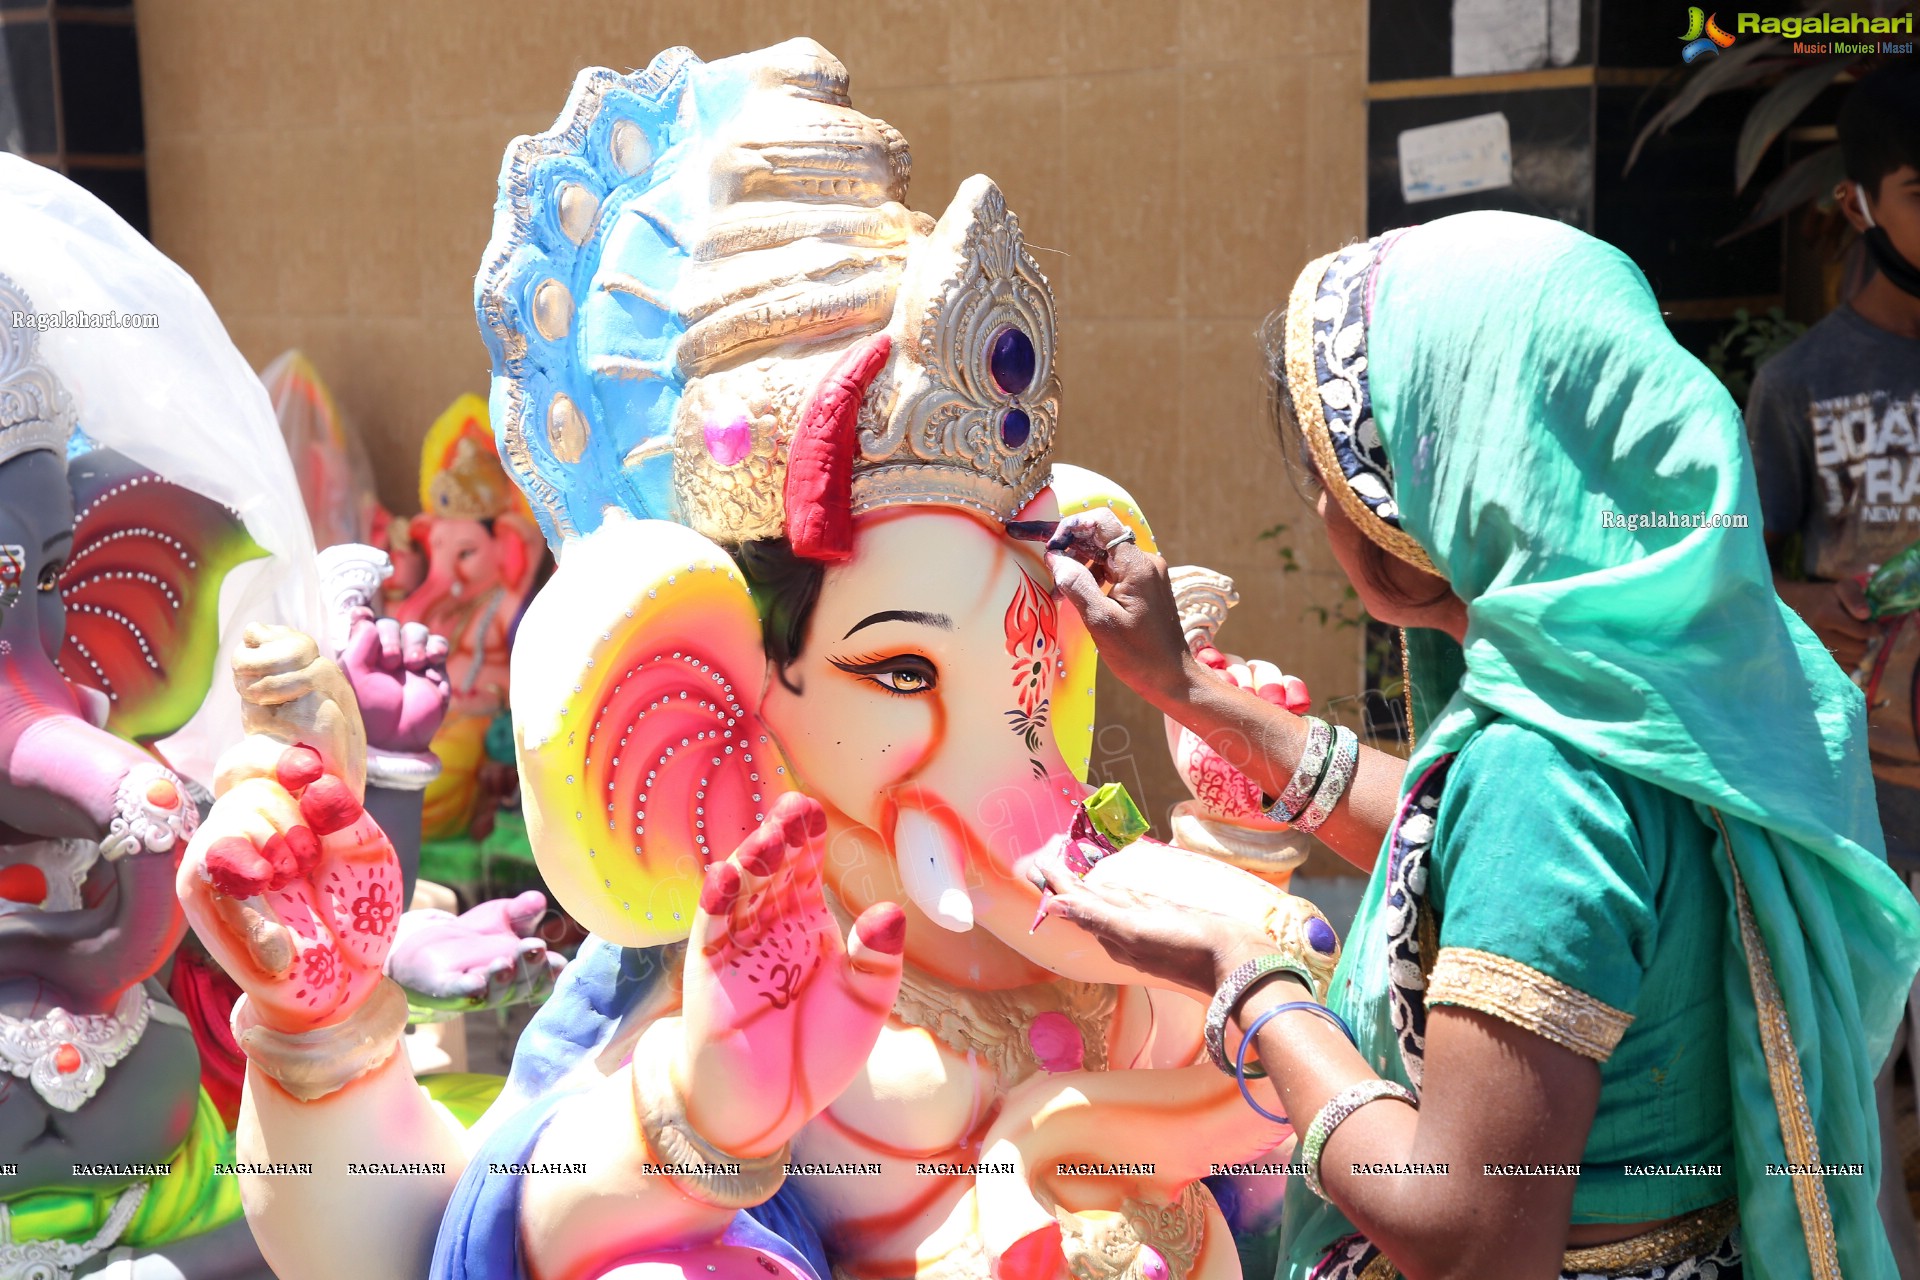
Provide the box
[677,793,907,1157]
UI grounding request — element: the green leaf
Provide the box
[1734,58,1853,193]
[1718,144,1846,242]
[1625,42,1790,175]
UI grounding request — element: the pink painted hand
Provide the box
[388,889,565,1013]
[338,607,451,756]
[177,743,403,1035]
[677,793,906,1158]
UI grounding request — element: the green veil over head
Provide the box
[1283,211,1920,1278]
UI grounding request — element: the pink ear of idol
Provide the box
[784,334,892,563]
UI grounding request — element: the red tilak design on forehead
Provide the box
[785,334,892,562]
[1004,570,1058,717]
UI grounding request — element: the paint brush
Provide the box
[1029,888,1052,934]
[1005,519,1060,544]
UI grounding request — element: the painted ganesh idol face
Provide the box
[762,507,1087,974]
[509,492,1115,989]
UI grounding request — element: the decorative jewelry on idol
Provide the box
[1293,725,1359,834]
[97,761,199,862]
[1264,718,1333,824]
[231,977,409,1102]
[0,273,79,469]
[1302,1078,1419,1202]
[0,1183,146,1280]
[634,1027,790,1210]
[0,984,155,1112]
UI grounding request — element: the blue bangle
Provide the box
[1234,1001,1360,1126]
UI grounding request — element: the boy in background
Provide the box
[1749,62,1920,866]
[1747,62,1920,1274]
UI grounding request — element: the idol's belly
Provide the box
[790,1019,1004,1278]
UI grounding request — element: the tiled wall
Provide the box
[134,0,1370,828]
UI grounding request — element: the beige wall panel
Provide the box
[135,0,1369,826]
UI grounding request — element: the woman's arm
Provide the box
[1143,656,1406,870]
[1036,866,1600,1280]
[1043,510,1404,869]
[1233,974,1599,1280]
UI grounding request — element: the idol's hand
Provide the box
[1171,651,1311,820]
[388,890,564,1013]
[176,744,402,1035]
[677,793,906,1156]
[1031,841,1292,997]
[338,607,450,756]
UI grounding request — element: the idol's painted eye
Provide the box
[828,652,939,697]
[36,562,62,594]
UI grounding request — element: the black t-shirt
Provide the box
[1747,304,1920,790]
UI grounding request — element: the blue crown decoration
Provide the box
[479,41,1060,553]
[475,47,757,550]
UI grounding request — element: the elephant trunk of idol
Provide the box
[891,806,975,933]
[0,845,184,1001]
[1,649,160,839]
[0,650,190,1001]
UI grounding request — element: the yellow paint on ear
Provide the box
[511,517,791,947]
[1040,465,1158,782]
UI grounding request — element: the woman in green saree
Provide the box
[1038,211,1920,1278]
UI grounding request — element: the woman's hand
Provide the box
[1044,509,1197,706]
[678,793,907,1157]
[1029,841,1285,997]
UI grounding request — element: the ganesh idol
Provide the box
[176,39,1339,1280]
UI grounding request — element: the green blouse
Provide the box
[1281,716,1735,1276]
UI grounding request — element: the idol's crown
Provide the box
[476,39,1058,550]
[0,274,77,469]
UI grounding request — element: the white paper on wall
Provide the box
[1548,0,1582,65]
[1452,0,1548,75]
[1450,0,1581,74]
[1397,112,1514,204]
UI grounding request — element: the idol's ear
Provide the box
[509,515,793,947]
[59,447,269,746]
[1025,464,1158,783]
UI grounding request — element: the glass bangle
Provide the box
[1233,1000,1360,1126]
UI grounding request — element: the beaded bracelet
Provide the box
[1294,725,1359,834]
[1301,1078,1419,1202]
[1205,954,1318,1075]
[1233,1001,1359,1125]
[1263,717,1333,825]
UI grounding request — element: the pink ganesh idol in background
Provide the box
[387,396,544,841]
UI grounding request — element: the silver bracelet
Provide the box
[1263,718,1332,824]
[1293,726,1358,833]
[1204,954,1317,1077]
[634,1030,790,1210]
[232,978,409,1102]
[1302,1078,1419,1202]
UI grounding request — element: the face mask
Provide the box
[1858,187,1920,299]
